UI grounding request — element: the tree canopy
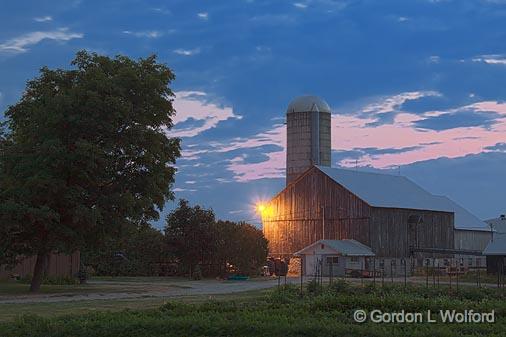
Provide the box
[0,51,181,291]
[165,200,268,277]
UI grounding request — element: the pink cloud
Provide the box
[221,96,506,181]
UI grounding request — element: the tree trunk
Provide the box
[30,251,48,292]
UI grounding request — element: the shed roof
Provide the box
[294,239,375,257]
[485,216,506,233]
[483,236,506,255]
[315,166,489,231]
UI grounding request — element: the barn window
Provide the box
[326,256,339,264]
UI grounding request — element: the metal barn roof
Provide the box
[431,196,490,232]
[483,236,506,255]
[294,239,375,257]
[315,166,489,231]
[286,95,331,114]
[316,166,451,212]
[485,216,506,233]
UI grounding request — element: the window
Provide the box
[468,258,473,266]
[350,257,359,263]
[326,256,339,264]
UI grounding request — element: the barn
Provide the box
[260,96,490,274]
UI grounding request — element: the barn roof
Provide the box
[431,196,490,232]
[316,166,450,212]
[485,215,506,232]
[294,239,375,257]
[483,236,506,255]
[315,166,489,231]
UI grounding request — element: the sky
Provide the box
[0,0,505,229]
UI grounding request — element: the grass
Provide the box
[0,282,505,336]
[0,276,193,297]
[0,282,124,296]
[0,288,270,322]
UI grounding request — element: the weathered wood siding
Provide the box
[263,167,371,257]
[454,229,491,251]
[370,208,454,257]
[263,167,454,258]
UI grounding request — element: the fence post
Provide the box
[373,257,376,288]
[390,259,395,283]
[456,259,459,292]
[426,259,429,287]
[449,259,452,290]
[437,260,441,288]
[432,258,436,287]
[402,258,407,288]
[381,259,385,287]
[300,257,303,296]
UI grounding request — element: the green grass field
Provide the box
[0,281,505,337]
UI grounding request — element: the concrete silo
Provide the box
[286,95,331,185]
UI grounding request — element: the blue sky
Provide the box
[1,0,505,228]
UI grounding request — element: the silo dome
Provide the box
[285,95,332,185]
[286,95,331,114]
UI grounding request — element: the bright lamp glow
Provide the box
[256,203,266,214]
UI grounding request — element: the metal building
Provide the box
[286,96,331,185]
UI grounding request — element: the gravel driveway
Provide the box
[0,277,299,304]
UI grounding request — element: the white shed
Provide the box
[294,239,375,277]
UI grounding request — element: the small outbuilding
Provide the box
[483,214,506,274]
[294,239,375,277]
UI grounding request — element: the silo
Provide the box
[286,95,331,185]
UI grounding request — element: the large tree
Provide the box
[82,223,169,276]
[165,199,216,277]
[0,51,180,291]
[165,200,269,277]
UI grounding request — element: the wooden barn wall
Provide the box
[263,167,455,258]
[369,208,454,258]
[263,167,371,257]
[0,251,80,279]
[454,230,491,251]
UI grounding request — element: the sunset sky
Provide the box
[1,0,505,227]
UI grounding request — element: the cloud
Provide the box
[171,91,242,138]
[173,187,197,192]
[173,48,201,56]
[485,142,506,152]
[472,54,506,65]
[428,55,440,63]
[414,110,501,131]
[34,16,53,22]
[0,28,83,54]
[293,3,308,8]
[150,7,171,15]
[122,30,165,38]
[361,91,441,115]
[197,12,209,20]
[211,93,506,182]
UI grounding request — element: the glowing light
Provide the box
[256,203,266,214]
